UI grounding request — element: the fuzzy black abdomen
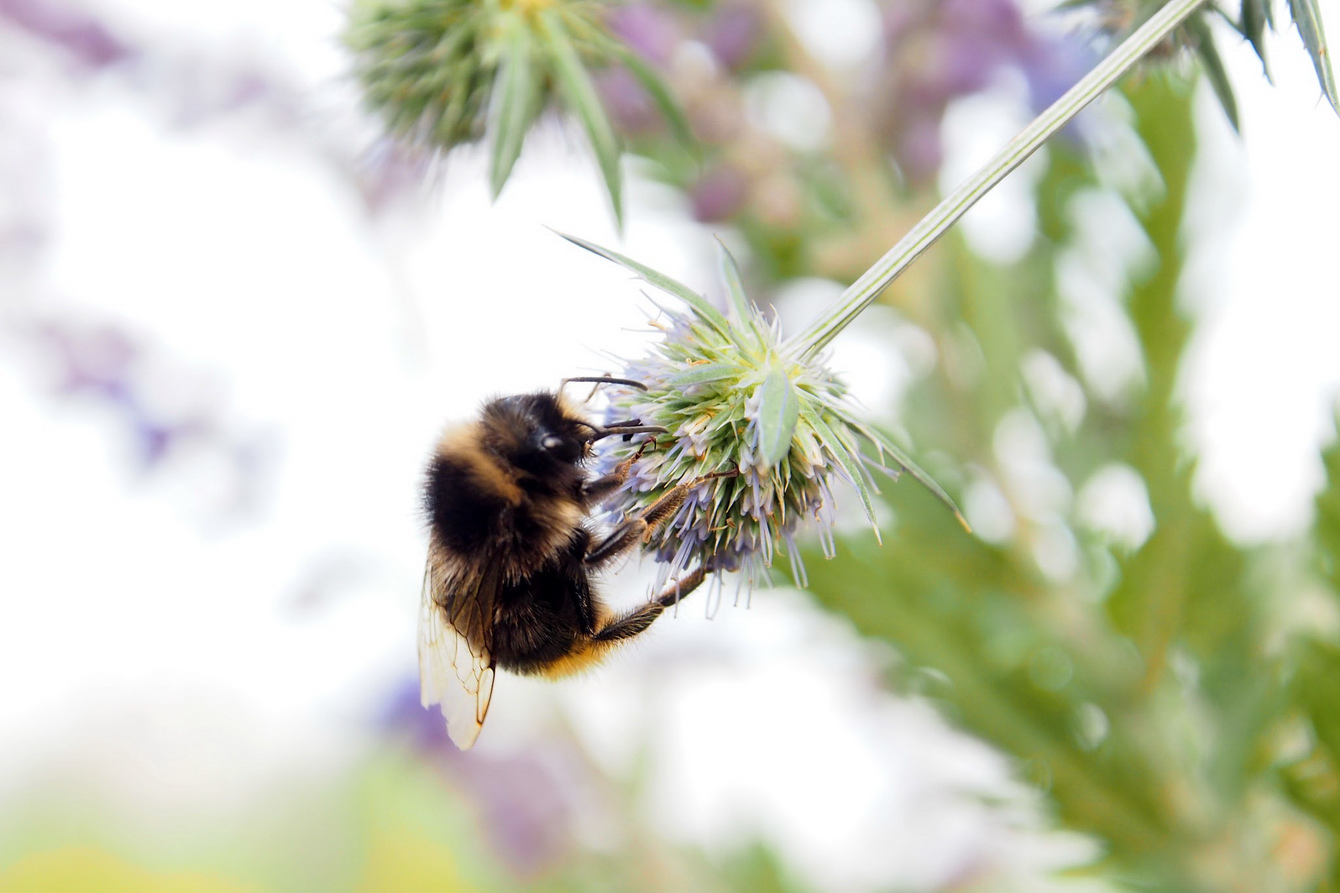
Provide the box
[491,534,598,674]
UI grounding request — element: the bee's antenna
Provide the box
[588,424,668,440]
[560,376,649,391]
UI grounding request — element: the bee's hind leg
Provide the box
[591,565,710,643]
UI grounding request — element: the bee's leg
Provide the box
[636,467,739,539]
[584,468,738,568]
[581,437,657,504]
[652,564,711,609]
[591,565,710,643]
[584,479,690,566]
[581,471,630,505]
[582,517,650,567]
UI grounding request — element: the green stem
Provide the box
[791,0,1208,360]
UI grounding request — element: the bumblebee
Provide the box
[419,378,730,749]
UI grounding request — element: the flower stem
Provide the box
[791,0,1208,360]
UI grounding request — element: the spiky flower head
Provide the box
[562,235,965,588]
[344,0,690,223]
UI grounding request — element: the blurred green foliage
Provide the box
[798,72,1340,890]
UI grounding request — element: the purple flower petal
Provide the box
[0,0,133,69]
[699,3,763,71]
[607,3,682,67]
[690,164,749,222]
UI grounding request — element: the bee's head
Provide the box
[481,392,590,475]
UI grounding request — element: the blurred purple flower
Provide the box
[133,419,187,466]
[383,676,452,751]
[0,0,133,69]
[596,64,665,135]
[354,140,436,215]
[461,752,577,877]
[940,0,1027,49]
[882,1,922,46]
[1020,31,1098,115]
[381,676,579,877]
[690,163,750,222]
[598,3,692,137]
[19,316,270,513]
[6,0,423,229]
[938,32,1010,94]
[35,320,180,469]
[897,34,987,107]
[39,320,136,397]
[699,3,763,71]
[897,115,944,184]
[876,0,1094,183]
[606,3,682,67]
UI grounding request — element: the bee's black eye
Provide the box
[529,429,580,465]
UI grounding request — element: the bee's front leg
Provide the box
[583,467,738,568]
[581,436,657,504]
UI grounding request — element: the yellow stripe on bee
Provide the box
[437,424,524,505]
[536,642,614,679]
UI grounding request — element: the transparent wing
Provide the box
[419,564,496,750]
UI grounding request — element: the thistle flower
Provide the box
[561,234,966,588]
[343,0,691,222]
[553,0,1256,586]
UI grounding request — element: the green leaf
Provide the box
[1105,76,1201,681]
[488,22,542,198]
[1242,0,1272,79]
[715,238,768,348]
[1289,0,1340,114]
[553,231,733,337]
[717,843,811,893]
[802,542,1175,861]
[716,239,753,325]
[538,10,625,226]
[667,363,739,386]
[1316,414,1340,594]
[756,367,800,468]
[800,405,877,531]
[1299,639,1340,755]
[433,71,474,146]
[1281,638,1340,833]
[1189,17,1241,131]
[853,417,969,531]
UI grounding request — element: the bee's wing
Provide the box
[419,562,498,750]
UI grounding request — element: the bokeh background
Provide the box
[3,0,1340,890]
